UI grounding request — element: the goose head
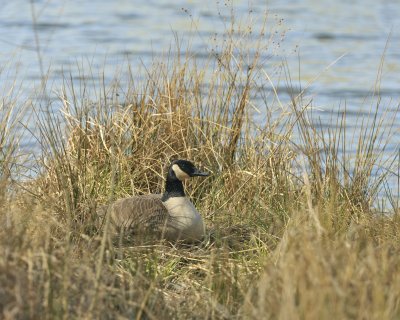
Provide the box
[168,159,209,181]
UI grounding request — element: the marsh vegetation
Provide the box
[1,7,400,320]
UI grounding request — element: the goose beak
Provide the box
[192,168,209,177]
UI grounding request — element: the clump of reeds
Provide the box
[1,4,400,319]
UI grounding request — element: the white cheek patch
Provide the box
[172,164,190,181]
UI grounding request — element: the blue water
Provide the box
[1,1,399,95]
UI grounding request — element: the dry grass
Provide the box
[1,7,400,320]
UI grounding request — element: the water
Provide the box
[1,0,399,200]
[1,1,399,98]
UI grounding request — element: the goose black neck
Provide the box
[161,178,185,201]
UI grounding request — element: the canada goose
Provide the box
[99,159,209,242]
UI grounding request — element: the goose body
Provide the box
[99,160,208,242]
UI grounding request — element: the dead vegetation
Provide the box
[1,7,400,320]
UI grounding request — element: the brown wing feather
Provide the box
[99,194,170,236]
